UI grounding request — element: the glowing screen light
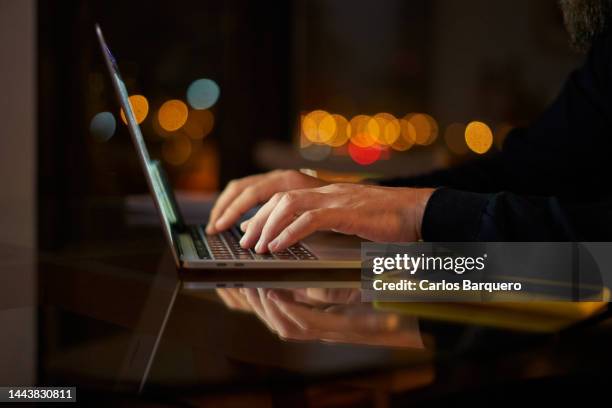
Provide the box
[186,78,220,110]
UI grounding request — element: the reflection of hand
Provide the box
[238,183,435,253]
[206,170,328,234]
[216,288,253,312]
[236,288,423,348]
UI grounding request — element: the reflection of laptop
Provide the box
[96,25,361,288]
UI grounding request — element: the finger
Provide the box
[256,191,324,253]
[242,288,277,332]
[259,289,314,340]
[267,208,342,252]
[269,291,400,333]
[239,193,282,249]
[207,177,256,233]
[215,183,269,232]
[216,288,252,312]
[305,288,361,305]
[240,219,251,232]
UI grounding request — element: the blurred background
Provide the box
[0,0,590,396]
[33,0,581,249]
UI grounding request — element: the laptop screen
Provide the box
[95,24,184,264]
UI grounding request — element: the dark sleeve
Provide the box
[422,188,612,241]
[378,151,510,193]
[379,28,612,241]
[421,188,577,241]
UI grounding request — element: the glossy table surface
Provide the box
[3,194,612,406]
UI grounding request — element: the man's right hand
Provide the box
[206,169,329,234]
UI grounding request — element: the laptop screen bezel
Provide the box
[95,24,185,267]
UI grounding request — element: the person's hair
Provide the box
[560,0,612,52]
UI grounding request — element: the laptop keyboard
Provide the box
[189,225,317,261]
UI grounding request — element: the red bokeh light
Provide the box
[348,142,381,165]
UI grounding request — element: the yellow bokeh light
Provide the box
[327,114,351,147]
[371,113,400,146]
[302,110,336,144]
[406,113,438,145]
[158,99,189,132]
[162,133,192,165]
[392,119,416,151]
[120,94,149,125]
[183,109,214,140]
[349,115,377,148]
[465,121,493,154]
[444,123,469,155]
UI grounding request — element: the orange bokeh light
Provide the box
[302,110,336,144]
[444,122,469,155]
[158,99,189,132]
[405,113,438,145]
[162,133,192,165]
[327,114,351,147]
[465,121,493,154]
[120,94,149,125]
[349,115,377,148]
[371,113,400,146]
[183,109,214,140]
[392,119,416,151]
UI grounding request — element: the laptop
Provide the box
[95,24,362,288]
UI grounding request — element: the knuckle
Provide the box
[277,328,296,340]
[281,192,298,207]
[226,179,240,191]
[302,210,317,224]
[271,192,285,203]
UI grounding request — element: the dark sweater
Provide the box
[380,30,612,241]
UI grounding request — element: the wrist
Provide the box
[414,188,435,241]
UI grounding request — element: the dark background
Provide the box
[37,0,582,249]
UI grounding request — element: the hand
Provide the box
[206,170,329,234]
[240,288,423,348]
[239,183,435,253]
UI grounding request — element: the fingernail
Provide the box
[215,218,225,229]
[255,241,263,253]
[268,239,279,252]
[239,234,249,248]
[239,288,246,295]
[267,291,279,301]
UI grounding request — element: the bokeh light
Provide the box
[300,143,332,161]
[371,113,400,146]
[162,133,192,165]
[444,123,469,155]
[302,110,336,144]
[182,109,214,140]
[186,78,220,110]
[89,111,116,142]
[392,118,416,151]
[348,142,381,165]
[465,121,493,154]
[405,113,438,145]
[158,99,189,132]
[120,94,149,125]
[327,114,351,147]
[494,123,513,150]
[349,115,377,148]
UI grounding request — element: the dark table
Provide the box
[3,195,612,406]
